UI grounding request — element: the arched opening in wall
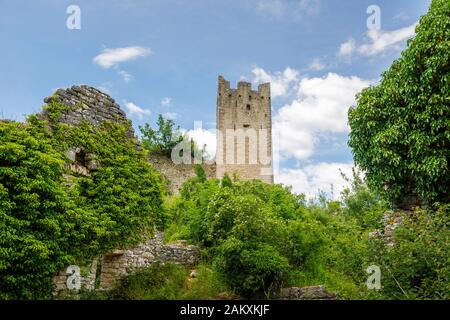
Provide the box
[75,149,87,166]
[246,104,251,111]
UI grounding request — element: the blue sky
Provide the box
[0,0,431,198]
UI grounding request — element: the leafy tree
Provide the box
[139,114,183,157]
[340,168,386,229]
[0,100,165,299]
[348,0,450,207]
[0,121,76,299]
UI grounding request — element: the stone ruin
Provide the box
[53,232,200,296]
[41,85,133,136]
[44,84,335,299]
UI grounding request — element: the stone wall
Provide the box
[53,259,98,297]
[275,286,338,300]
[100,232,200,290]
[148,153,216,194]
[53,232,200,295]
[369,210,405,248]
[40,85,134,136]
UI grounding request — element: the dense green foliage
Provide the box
[1,1,448,301]
[166,167,448,299]
[166,172,360,297]
[348,0,450,206]
[0,101,165,299]
[104,263,227,300]
[139,114,184,157]
[367,205,449,299]
[0,121,77,299]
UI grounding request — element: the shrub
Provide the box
[366,204,449,299]
[110,263,188,300]
[0,121,76,299]
[0,100,165,299]
[348,0,450,206]
[214,238,289,297]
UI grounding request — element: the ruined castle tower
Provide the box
[216,75,273,183]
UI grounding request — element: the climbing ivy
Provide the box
[348,0,450,207]
[0,101,165,299]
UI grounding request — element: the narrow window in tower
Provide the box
[246,104,251,111]
[249,95,252,100]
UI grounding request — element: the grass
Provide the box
[105,262,229,300]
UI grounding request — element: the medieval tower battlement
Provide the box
[216,75,274,183]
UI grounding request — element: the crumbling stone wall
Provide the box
[53,260,98,296]
[148,154,216,193]
[99,232,200,290]
[369,210,405,248]
[274,285,338,300]
[40,85,134,136]
[53,232,200,295]
[42,85,217,193]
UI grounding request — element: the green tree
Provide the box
[139,114,183,157]
[348,0,450,207]
[0,121,77,299]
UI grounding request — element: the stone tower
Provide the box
[216,75,273,183]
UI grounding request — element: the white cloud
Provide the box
[161,97,172,107]
[308,58,325,71]
[338,38,356,57]
[276,162,354,200]
[93,46,152,69]
[357,23,418,56]
[252,67,299,98]
[338,22,417,59]
[186,128,217,159]
[274,72,371,160]
[163,112,178,120]
[123,101,151,119]
[118,70,132,82]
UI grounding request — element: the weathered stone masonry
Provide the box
[41,85,133,136]
[53,232,200,295]
[216,76,274,183]
[99,232,200,290]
